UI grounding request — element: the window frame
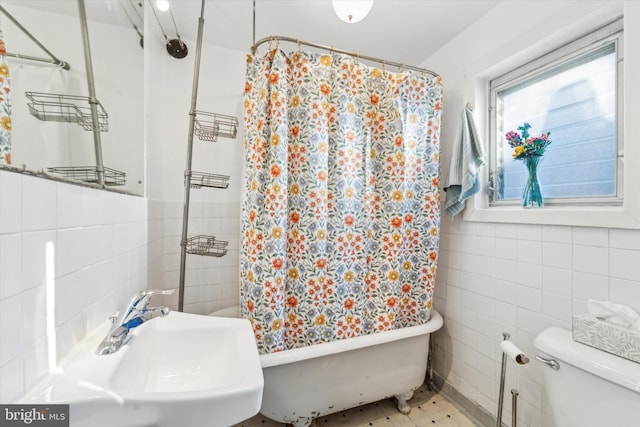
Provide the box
[488,18,624,207]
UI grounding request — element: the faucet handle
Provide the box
[108,312,120,324]
[140,289,175,298]
[134,289,175,309]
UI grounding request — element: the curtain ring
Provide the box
[297,39,301,54]
[267,36,279,57]
[382,60,386,73]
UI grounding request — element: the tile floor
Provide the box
[236,384,480,427]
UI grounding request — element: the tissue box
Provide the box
[572,314,640,364]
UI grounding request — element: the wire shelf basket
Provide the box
[189,171,230,189]
[47,166,126,186]
[184,235,228,257]
[25,92,109,131]
[193,110,238,142]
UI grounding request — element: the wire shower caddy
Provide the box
[193,110,238,142]
[184,235,229,257]
[47,166,126,186]
[189,171,230,189]
[25,92,109,131]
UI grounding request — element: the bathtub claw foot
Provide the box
[395,391,414,414]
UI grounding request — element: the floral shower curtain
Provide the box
[0,25,11,165]
[241,49,443,354]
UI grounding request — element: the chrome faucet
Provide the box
[96,289,175,355]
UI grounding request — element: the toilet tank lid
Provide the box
[534,327,640,394]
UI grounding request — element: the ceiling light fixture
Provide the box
[156,0,170,12]
[331,0,374,24]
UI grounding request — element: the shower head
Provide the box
[166,38,188,58]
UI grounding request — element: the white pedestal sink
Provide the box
[20,312,264,427]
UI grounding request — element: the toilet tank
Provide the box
[534,327,640,427]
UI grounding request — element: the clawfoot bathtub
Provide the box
[211,307,443,427]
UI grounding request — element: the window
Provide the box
[489,19,623,206]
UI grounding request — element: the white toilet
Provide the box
[534,327,640,427]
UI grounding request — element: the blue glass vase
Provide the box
[522,156,543,208]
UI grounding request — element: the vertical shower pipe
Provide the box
[178,0,206,312]
[77,0,105,188]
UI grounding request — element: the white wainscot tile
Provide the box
[495,223,518,239]
[22,285,46,349]
[164,201,183,219]
[0,354,24,402]
[82,226,105,268]
[542,242,572,270]
[476,334,497,359]
[517,262,543,288]
[517,224,542,241]
[610,229,640,251]
[476,222,496,237]
[22,175,57,232]
[55,272,83,327]
[609,248,640,282]
[609,278,640,313]
[572,272,608,301]
[542,291,572,323]
[56,315,85,362]
[0,233,22,299]
[517,308,542,336]
[572,298,589,316]
[0,294,22,365]
[495,300,517,325]
[0,171,22,234]
[542,316,571,331]
[517,285,542,313]
[475,313,495,339]
[81,187,104,227]
[518,240,542,265]
[572,226,608,247]
[23,336,48,392]
[542,267,572,296]
[56,183,82,229]
[496,238,517,261]
[519,375,544,410]
[520,396,544,427]
[496,259,517,282]
[55,228,83,278]
[495,280,517,304]
[542,225,572,243]
[572,245,608,276]
[22,231,56,291]
[461,271,494,297]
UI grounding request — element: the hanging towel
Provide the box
[443,104,485,218]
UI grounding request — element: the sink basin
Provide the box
[20,312,263,427]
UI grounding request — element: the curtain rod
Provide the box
[251,35,438,78]
[0,5,70,70]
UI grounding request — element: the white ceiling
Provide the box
[2,0,501,67]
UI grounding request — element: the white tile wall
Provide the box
[432,216,640,427]
[0,170,149,402]
[158,200,240,315]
